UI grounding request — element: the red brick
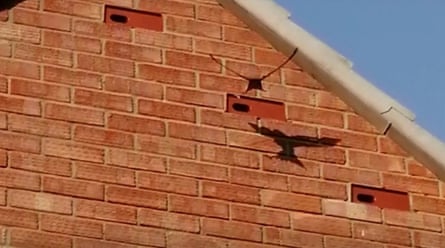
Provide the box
[166,87,224,109]
[317,91,351,111]
[74,19,131,41]
[231,168,288,191]
[13,8,71,31]
[137,135,197,159]
[203,218,261,242]
[323,199,382,223]
[288,105,344,128]
[292,213,351,237]
[17,0,40,9]
[320,128,378,151]
[108,149,166,172]
[231,204,290,227]
[138,99,196,123]
[79,0,132,8]
[74,125,134,149]
[0,11,8,22]
[77,54,134,77]
[11,78,70,102]
[170,159,228,181]
[294,146,346,164]
[104,76,163,99]
[383,208,441,232]
[43,176,104,200]
[199,73,247,94]
[166,50,221,73]
[166,16,222,39]
[9,190,72,214]
[353,222,411,246]
[0,58,40,79]
[229,241,284,248]
[407,160,436,179]
[46,103,104,126]
[347,114,379,134]
[261,84,316,106]
[0,94,40,116]
[169,122,225,144]
[44,0,102,19]
[197,4,245,27]
[0,40,11,57]
[223,60,281,84]
[104,224,165,247]
[0,169,40,190]
[323,164,381,186]
[43,139,104,163]
[290,177,347,200]
[10,229,72,248]
[75,162,135,186]
[382,173,439,195]
[15,43,72,67]
[167,232,227,248]
[169,195,229,218]
[138,172,198,196]
[0,131,41,153]
[200,109,258,131]
[43,31,101,53]
[137,64,196,87]
[9,152,71,176]
[379,137,408,156]
[138,0,194,17]
[108,113,165,136]
[202,181,260,204]
[352,152,405,175]
[260,119,319,137]
[264,227,324,247]
[224,26,271,48]
[0,188,4,205]
[0,207,38,228]
[44,66,102,89]
[74,238,138,248]
[325,236,384,248]
[9,114,71,139]
[75,199,136,224]
[195,39,251,61]
[0,149,5,167]
[41,214,103,238]
[105,41,162,63]
[261,190,321,213]
[135,29,192,51]
[414,231,445,248]
[107,186,167,209]
[139,209,200,233]
[263,155,321,178]
[0,77,6,93]
[255,48,299,70]
[228,131,281,153]
[412,195,445,215]
[201,145,260,169]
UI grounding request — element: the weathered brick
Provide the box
[264,227,324,247]
[45,103,104,126]
[43,31,101,53]
[224,26,271,48]
[138,172,198,196]
[202,181,260,204]
[9,189,72,214]
[44,0,102,19]
[290,177,347,199]
[11,78,70,102]
[292,213,351,237]
[383,208,441,232]
[0,149,5,167]
[382,173,439,195]
[407,160,436,179]
[347,114,379,134]
[260,84,317,106]
[74,125,134,149]
[166,16,222,39]
[231,204,290,227]
[76,199,137,224]
[0,40,11,57]
[107,186,167,209]
[0,22,41,43]
[166,87,224,108]
[170,159,228,181]
[201,145,260,169]
[203,218,262,242]
[412,195,445,215]
[0,77,6,93]
[379,137,408,156]
[44,66,102,89]
[323,164,381,186]
[138,0,194,17]
[353,222,411,246]
[0,94,40,116]
[323,199,382,223]
[135,29,192,51]
[0,169,40,190]
[325,236,384,248]
[43,176,104,200]
[0,207,38,228]
[43,139,104,163]
[137,64,196,87]
[77,54,134,77]
[139,209,200,233]
[75,162,135,186]
[13,8,71,31]
[200,109,258,131]
[167,232,228,248]
[108,149,166,172]
[169,122,225,144]
[255,48,299,69]
[0,131,41,153]
[0,187,4,206]
[263,155,321,178]
[74,19,131,41]
[320,128,377,151]
[10,229,72,248]
[199,73,247,94]
[197,4,245,26]
[74,238,139,248]
[104,224,165,247]
[104,76,163,99]
[41,214,103,238]
[349,150,405,173]
[9,114,71,139]
[0,58,40,79]
[166,50,221,73]
[414,231,445,248]
[138,99,196,123]
[228,131,281,153]
[224,60,281,83]
[288,105,344,128]
[137,135,197,159]
[230,168,288,191]
[108,113,165,136]
[15,43,72,67]
[195,39,251,60]
[105,41,162,63]
[169,195,229,218]
[261,190,321,213]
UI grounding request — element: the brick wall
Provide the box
[0,0,443,247]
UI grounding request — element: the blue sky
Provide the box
[275,1,445,142]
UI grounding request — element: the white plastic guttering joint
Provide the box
[217,0,445,181]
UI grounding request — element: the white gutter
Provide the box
[217,0,445,181]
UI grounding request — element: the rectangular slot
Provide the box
[227,94,286,121]
[351,185,410,211]
[105,5,163,31]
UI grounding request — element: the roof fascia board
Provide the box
[217,0,445,180]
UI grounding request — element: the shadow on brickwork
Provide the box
[0,0,26,11]
[248,123,340,167]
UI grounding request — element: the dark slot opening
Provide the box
[232,103,250,112]
[110,14,128,23]
[357,193,375,203]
